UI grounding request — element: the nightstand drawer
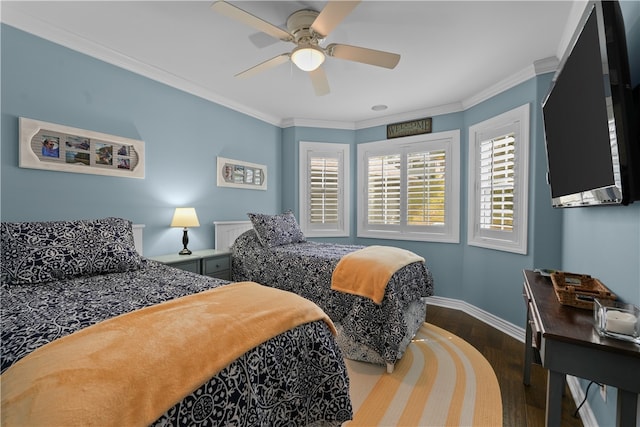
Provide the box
[149,249,231,279]
[203,256,230,275]
[169,259,200,274]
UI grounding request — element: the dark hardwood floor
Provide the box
[425,304,584,427]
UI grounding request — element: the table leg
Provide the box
[523,319,533,386]
[616,389,638,427]
[545,370,565,427]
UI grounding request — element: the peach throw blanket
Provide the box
[0,281,334,427]
[331,245,424,304]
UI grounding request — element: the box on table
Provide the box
[550,271,615,310]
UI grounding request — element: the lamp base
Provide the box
[179,228,192,255]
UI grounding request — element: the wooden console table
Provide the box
[522,269,639,427]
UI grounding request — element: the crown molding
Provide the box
[558,1,591,60]
[2,4,558,131]
[533,56,560,75]
[280,101,465,130]
[463,64,532,110]
[461,55,559,110]
[0,7,283,127]
[280,117,356,130]
[353,102,464,130]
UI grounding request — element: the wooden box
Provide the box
[550,272,616,310]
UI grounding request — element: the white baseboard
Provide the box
[566,376,598,427]
[425,296,595,426]
[425,295,526,342]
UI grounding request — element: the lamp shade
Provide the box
[291,46,325,72]
[170,207,200,228]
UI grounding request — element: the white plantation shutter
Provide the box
[468,104,529,254]
[367,154,401,225]
[479,134,515,231]
[407,150,446,226]
[299,142,349,237]
[358,130,460,243]
[309,156,339,225]
[366,148,448,229]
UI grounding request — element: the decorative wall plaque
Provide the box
[387,117,432,139]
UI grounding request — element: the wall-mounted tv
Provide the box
[542,0,639,207]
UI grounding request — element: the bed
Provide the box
[225,212,435,372]
[0,217,352,426]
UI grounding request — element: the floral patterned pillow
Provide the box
[1,217,142,285]
[247,211,306,248]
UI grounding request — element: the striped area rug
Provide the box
[344,323,502,426]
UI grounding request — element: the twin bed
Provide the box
[224,212,435,372]
[1,213,434,425]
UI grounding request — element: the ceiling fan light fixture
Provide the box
[291,46,325,72]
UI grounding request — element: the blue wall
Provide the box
[561,0,639,309]
[281,125,355,221]
[1,25,282,256]
[562,1,640,424]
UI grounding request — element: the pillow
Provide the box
[1,217,142,285]
[247,211,306,248]
[89,217,143,273]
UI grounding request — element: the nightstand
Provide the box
[149,249,231,280]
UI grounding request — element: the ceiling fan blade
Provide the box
[326,43,400,69]
[235,54,290,79]
[311,1,360,38]
[211,1,293,42]
[309,67,330,96]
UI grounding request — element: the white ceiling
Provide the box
[1,1,580,128]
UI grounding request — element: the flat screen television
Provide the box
[542,0,639,207]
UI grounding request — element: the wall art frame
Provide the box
[216,156,267,190]
[19,117,145,179]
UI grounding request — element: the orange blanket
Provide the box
[331,245,425,304]
[0,281,334,427]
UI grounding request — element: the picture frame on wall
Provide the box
[19,117,145,179]
[216,156,267,191]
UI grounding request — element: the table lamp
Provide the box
[170,207,200,255]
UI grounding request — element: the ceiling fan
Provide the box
[211,0,401,96]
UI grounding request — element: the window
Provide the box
[299,141,349,237]
[357,130,460,243]
[467,104,529,254]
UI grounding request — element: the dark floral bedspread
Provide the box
[1,259,352,426]
[231,230,435,365]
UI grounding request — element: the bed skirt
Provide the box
[335,298,427,369]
